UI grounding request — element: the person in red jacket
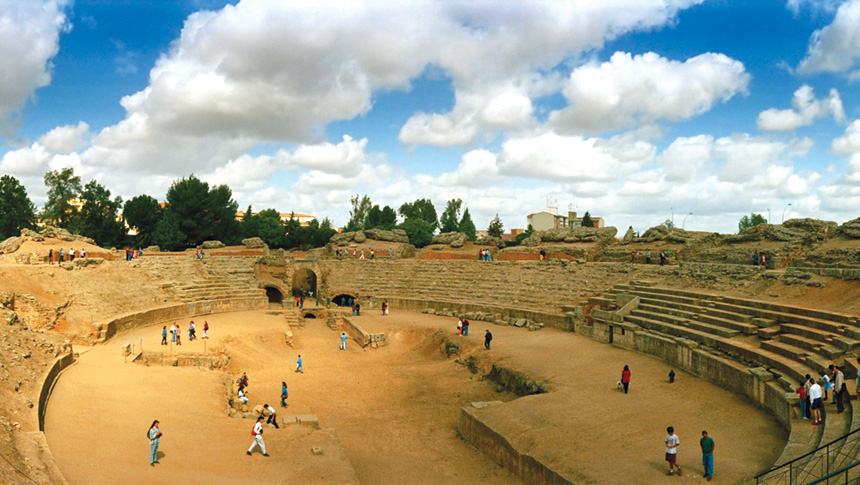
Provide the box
[621,365,631,394]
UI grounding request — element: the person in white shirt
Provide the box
[809,378,824,425]
[665,426,681,476]
[265,404,279,429]
[247,416,269,456]
[238,387,249,405]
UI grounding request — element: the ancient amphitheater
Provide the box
[2,218,860,484]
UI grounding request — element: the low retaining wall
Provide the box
[376,296,570,331]
[94,297,267,342]
[39,352,75,431]
[342,316,386,347]
[459,402,571,485]
[133,350,230,369]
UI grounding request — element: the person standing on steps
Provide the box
[621,365,631,394]
[265,403,279,429]
[664,426,681,476]
[818,370,831,402]
[281,382,289,407]
[247,416,269,456]
[700,430,715,481]
[831,364,846,413]
[810,377,823,425]
[161,326,168,345]
[296,355,304,373]
[148,420,162,466]
[340,332,347,350]
[484,329,492,350]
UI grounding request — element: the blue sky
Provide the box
[3,0,860,234]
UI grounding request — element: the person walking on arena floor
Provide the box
[148,420,162,466]
[700,430,715,481]
[265,403,279,429]
[170,323,176,343]
[484,329,492,350]
[281,382,289,407]
[161,326,167,345]
[203,321,209,339]
[669,369,675,383]
[665,426,681,476]
[247,416,269,456]
[340,332,347,350]
[296,355,304,373]
[175,324,182,345]
[621,365,631,394]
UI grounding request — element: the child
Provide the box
[819,370,832,402]
[665,426,681,476]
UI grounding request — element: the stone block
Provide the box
[282,415,297,425]
[470,401,504,409]
[311,446,324,455]
[752,317,776,328]
[749,367,775,382]
[296,414,320,429]
[513,318,527,327]
[757,327,780,340]
[253,404,265,415]
[285,330,294,348]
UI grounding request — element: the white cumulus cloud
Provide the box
[37,121,90,153]
[757,85,844,131]
[797,0,860,77]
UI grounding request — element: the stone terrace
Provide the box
[138,255,266,304]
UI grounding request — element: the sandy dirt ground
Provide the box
[43,307,786,484]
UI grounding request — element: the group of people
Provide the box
[752,252,768,267]
[380,301,389,316]
[161,321,209,345]
[47,248,87,264]
[455,317,493,349]
[796,362,856,425]
[335,248,394,259]
[478,248,492,261]
[125,248,142,261]
[663,427,716,480]
[629,250,668,265]
[193,249,205,259]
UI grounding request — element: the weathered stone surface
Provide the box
[73,258,104,268]
[364,228,409,243]
[0,236,23,254]
[838,217,860,239]
[432,232,468,247]
[59,263,74,271]
[476,235,505,248]
[621,226,634,244]
[353,231,367,243]
[520,234,541,247]
[253,404,265,415]
[242,237,267,248]
[145,245,160,252]
[330,231,355,246]
[296,414,320,429]
[395,244,416,258]
[20,228,44,241]
[40,226,76,242]
[725,224,807,243]
[783,218,837,239]
[311,446,324,455]
[529,226,618,245]
[199,240,225,249]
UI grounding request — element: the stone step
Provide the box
[781,324,860,352]
[761,340,809,362]
[778,334,844,360]
[638,301,756,334]
[629,309,739,338]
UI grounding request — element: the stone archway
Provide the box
[265,286,284,304]
[292,268,317,297]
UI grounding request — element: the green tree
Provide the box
[398,198,438,231]
[400,219,434,248]
[487,214,504,238]
[345,194,372,232]
[123,195,162,247]
[663,219,675,229]
[738,213,768,232]
[165,175,239,245]
[581,211,594,228]
[78,180,125,248]
[514,224,535,245]
[42,167,82,228]
[152,210,186,251]
[459,207,476,240]
[439,198,463,233]
[0,175,36,239]
[283,212,301,248]
[314,218,338,247]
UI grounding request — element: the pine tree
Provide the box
[459,207,477,240]
[487,214,504,238]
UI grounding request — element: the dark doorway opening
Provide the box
[332,294,354,307]
[265,287,284,304]
[292,269,317,297]
[609,326,614,344]
[303,313,317,319]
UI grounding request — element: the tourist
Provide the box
[664,426,681,476]
[831,364,846,413]
[462,318,469,336]
[296,296,300,308]
[631,251,636,262]
[148,420,162,466]
[669,369,675,383]
[316,296,320,306]
[646,251,651,264]
[296,355,304,373]
[539,249,546,261]
[660,251,667,266]
[175,324,182,345]
[804,374,813,420]
[138,248,142,259]
[484,329,492,350]
[810,377,823,425]
[700,430,715,481]
[237,372,249,388]
[352,302,357,316]
[170,323,176,343]
[383,301,389,316]
[238,386,249,405]
[340,332,347,350]
[621,365,631,394]
[265,403,279,429]
[161,326,167,345]
[188,321,196,341]
[370,249,374,259]
[818,370,831,402]
[381,302,386,315]
[48,249,53,265]
[760,252,767,267]
[203,321,209,339]
[752,252,759,266]
[388,248,392,257]
[359,249,365,260]
[59,248,64,262]
[457,318,463,336]
[796,382,808,419]
[281,382,289,407]
[80,248,86,258]
[355,303,360,316]
[247,416,269,456]
[70,248,76,261]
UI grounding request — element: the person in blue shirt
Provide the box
[148,420,162,466]
[281,382,289,407]
[161,326,167,345]
[295,355,303,373]
[340,332,348,350]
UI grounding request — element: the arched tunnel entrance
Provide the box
[265,287,284,304]
[332,294,354,307]
[292,268,317,297]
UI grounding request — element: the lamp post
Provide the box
[767,208,771,224]
[670,207,674,226]
[782,203,792,223]
[682,212,692,229]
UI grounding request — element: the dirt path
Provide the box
[45,309,785,484]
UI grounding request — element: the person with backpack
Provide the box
[247,416,269,456]
[148,420,162,466]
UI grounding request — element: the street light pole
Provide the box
[782,203,792,223]
[670,207,674,226]
[682,212,692,229]
[767,208,771,224]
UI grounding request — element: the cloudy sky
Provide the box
[2,0,860,234]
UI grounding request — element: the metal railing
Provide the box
[756,427,860,485]
[805,460,860,485]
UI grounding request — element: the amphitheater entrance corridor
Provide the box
[332,294,354,307]
[292,268,317,297]
[265,286,284,304]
